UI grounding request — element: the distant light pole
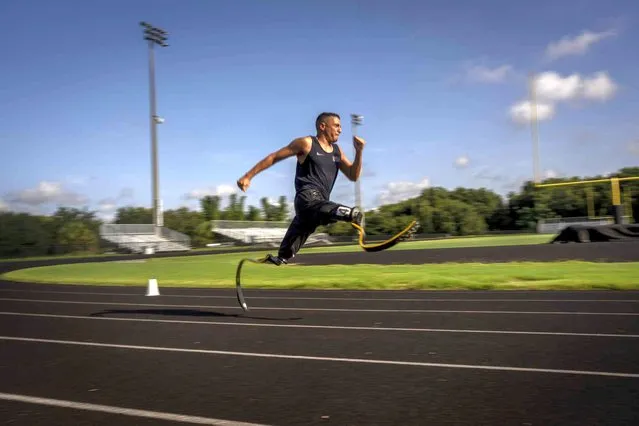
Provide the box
[528,72,540,184]
[140,21,168,235]
[350,114,364,228]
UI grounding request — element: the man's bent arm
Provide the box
[340,148,363,181]
[350,148,363,181]
[241,137,308,180]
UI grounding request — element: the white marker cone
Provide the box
[146,278,160,296]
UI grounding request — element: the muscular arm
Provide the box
[339,138,364,182]
[339,151,361,181]
[237,137,311,191]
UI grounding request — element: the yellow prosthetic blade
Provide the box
[351,220,419,252]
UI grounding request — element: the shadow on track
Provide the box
[89,308,302,322]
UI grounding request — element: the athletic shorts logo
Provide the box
[336,206,350,217]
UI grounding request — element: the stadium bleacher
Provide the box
[211,220,333,246]
[99,224,191,254]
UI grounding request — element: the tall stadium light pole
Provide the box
[140,21,168,236]
[529,72,541,184]
[350,114,364,228]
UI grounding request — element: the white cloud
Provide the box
[534,71,617,103]
[535,72,582,101]
[183,184,237,200]
[466,64,513,83]
[509,100,555,124]
[375,178,430,206]
[545,29,616,60]
[83,187,135,222]
[581,72,618,101]
[454,155,470,168]
[628,140,639,156]
[509,71,617,124]
[0,183,136,219]
[4,181,88,207]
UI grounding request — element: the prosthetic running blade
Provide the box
[351,219,419,252]
[234,220,418,311]
[234,254,270,311]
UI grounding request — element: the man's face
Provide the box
[321,116,342,143]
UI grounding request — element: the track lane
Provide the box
[2,290,639,313]
[2,313,639,375]
[0,401,204,426]
[1,339,638,426]
[2,284,639,425]
[3,281,639,300]
[2,238,639,425]
[0,397,267,426]
[3,310,639,339]
[2,295,639,335]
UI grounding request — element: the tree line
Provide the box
[0,167,637,258]
[318,167,638,237]
[0,195,289,258]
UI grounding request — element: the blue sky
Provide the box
[1,0,637,221]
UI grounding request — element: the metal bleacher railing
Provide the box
[536,216,632,234]
[99,223,191,254]
[211,220,290,229]
[210,220,332,246]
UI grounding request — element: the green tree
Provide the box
[56,220,99,254]
[163,208,204,240]
[192,221,214,247]
[115,207,152,224]
[246,206,262,221]
[0,212,52,257]
[200,196,221,221]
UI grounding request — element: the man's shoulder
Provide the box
[290,135,313,145]
[291,136,314,151]
[301,135,314,143]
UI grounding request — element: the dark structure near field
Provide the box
[551,224,639,243]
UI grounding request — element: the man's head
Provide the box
[315,112,341,143]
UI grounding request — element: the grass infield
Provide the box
[3,247,638,290]
[277,234,554,253]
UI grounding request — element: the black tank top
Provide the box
[294,136,341,199]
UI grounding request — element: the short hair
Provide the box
[315,112,340,130]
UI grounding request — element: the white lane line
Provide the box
[0,392,270,425]
[1,288,637,302]
[1,297,638,316]
[2,311,638,339]
[2,335,638,378]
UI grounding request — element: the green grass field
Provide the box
[3,233,638,290]
[282,233,553,254]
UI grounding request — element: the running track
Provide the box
[1,280,638,425]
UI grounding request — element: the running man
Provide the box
[236,112,365,265]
